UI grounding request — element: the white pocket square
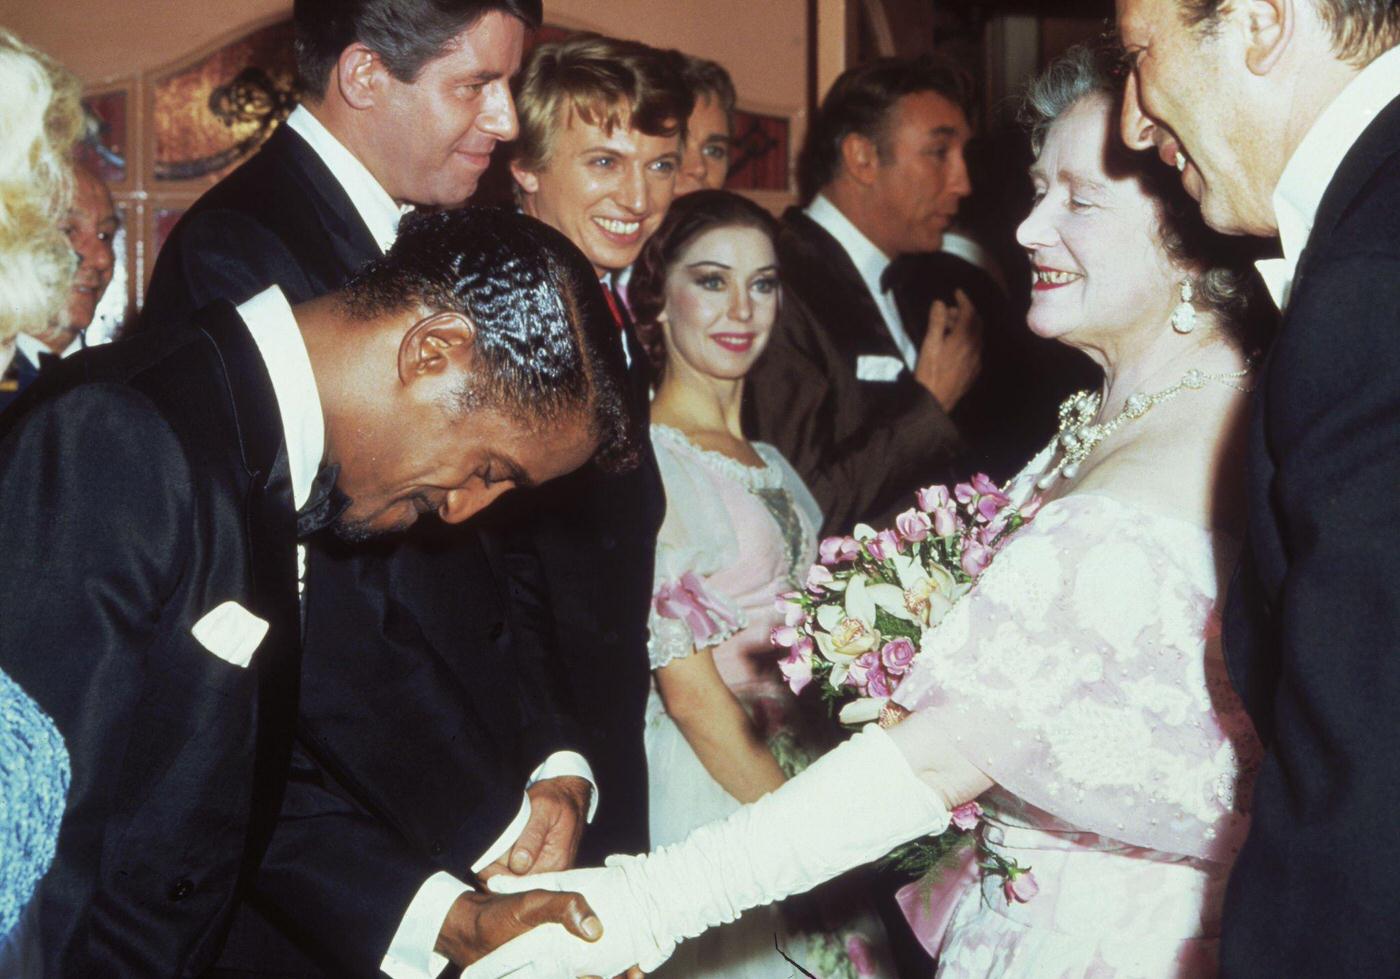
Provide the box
[855,354,905,382]
[191,601,269,669]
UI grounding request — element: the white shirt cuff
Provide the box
[527,750,598,822]
[379,869,471,979]
[378,753,596,979]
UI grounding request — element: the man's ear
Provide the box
[1241,0,1292,76]
[511,161,542,197]
[839,132,881,188]
[397,311,476,386]
[336,42,385,111]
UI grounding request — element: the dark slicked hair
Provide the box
[294,0,543,100]
[797,55,973,203]
[341,206,637,473]
[1179,0,1399,65]
[630,189,779,375]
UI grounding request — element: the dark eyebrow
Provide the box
[495,453,532,488]
[685,261,730,270]
[929,126,959,139]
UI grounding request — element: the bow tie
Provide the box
[295,463,350,539]
[36,351,61,372]
[879,260,911,295]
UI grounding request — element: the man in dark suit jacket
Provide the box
[742,57,986,537]
[1119,1,1400,973]
[0,208,624,977]
[142,3,604,975]
[505,34,690,863]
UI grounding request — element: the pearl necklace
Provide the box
[1036,365,1253,489]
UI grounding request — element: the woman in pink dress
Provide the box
[471,47,1269,979]
[631,189,894,979]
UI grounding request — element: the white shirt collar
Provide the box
[1257,45,1400,308]
[804,193,919,369]
[285,105,412,255]
[805,193,893,300]
[235,285,326,510]
[14,331,80,365]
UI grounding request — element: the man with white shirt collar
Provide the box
[0,208,630,978]
[741,56,985,536]
[0,164,118,413]
[1118,0,1400,972]
[142,3,618,977]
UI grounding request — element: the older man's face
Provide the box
[62,167,118,334]
[1116,0,1279,235]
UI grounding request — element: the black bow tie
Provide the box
[879,260,910,295]
[36,351,61,372]
[296,463,350,539]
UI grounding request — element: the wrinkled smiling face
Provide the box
[369,11,526,206]
[515,109,682,276]
[1116,0,1278,235]
[62,167,118,333]
[659,224,780,381]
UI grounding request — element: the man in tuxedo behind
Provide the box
[0,163,118,412]
[1118,0,1400,973]
[503,33,691,863]
[742,57,985,536]
[143,3,606,976]
[0,209,624,977]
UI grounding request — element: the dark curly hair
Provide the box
[341,205,637,473]
[628,189,780,376]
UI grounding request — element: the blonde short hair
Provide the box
[0,30,84,343]
[511,33,691,175]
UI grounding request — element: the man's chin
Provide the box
[330,508,417,544]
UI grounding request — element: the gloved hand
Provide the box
[463,725,950,979]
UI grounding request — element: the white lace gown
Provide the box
[646,424,896,979]
[892,452,1263,977]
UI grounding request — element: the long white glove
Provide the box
[463,724,950,979]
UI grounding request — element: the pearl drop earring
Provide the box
[1171,279,1196,334]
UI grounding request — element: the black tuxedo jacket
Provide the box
[487,299,665,864]
[0,304,299,976]
[143,123,580,975]
[743,208,967,536]
[0,347,45,414]
[1221,94,1400,975]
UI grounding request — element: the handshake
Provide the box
[459,725,951,979]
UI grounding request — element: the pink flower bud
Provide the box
[779,644,813,695]
[880,637,917,675]
[916,485,950,512]
[819,536,848,565]
[866,528,902,561]
[1003,868,1039,904]
[805,564,834,593]
[960,539,992,577]
[932,506,959,537]
[845,935,878,977]
[866,666,894,698]
[954,482,976,505]
[951,801,983,831]
[895,508,932,543]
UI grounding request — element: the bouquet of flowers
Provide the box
[772,474,1034,726]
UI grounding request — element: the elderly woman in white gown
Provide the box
[474,45,1268,979]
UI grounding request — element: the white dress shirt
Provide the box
[14,331,82,368]
[1256,45,1400,309]
[804,193,919,370]
[241,116,600,978]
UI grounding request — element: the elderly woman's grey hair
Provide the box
[1018,43,1270,346]
[0,30,84,361]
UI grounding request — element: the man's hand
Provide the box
[435,888,602,967]
[914,288,982,412]
[484,776,592,879]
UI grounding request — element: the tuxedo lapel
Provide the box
[779,209,904,367]
[268,125,383,279]
[194,302,301,861]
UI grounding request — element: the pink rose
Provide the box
[951,800,983,831]
[778,637,814,695]
[848,649,880,688]
[916,485,950,513]
[866,528,902,562]
[895,508,932,543]
[960,539,992,577]
[866,666,894,698]
[844,935,878,977]
[953,481,976,505]
[931,506,960,537]
[1003,868,1039,904]
[819,535,860,565]
[976,495,1003,524]
[805,564,834,593]
[770,625,801,648]
[880,637,917,675]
